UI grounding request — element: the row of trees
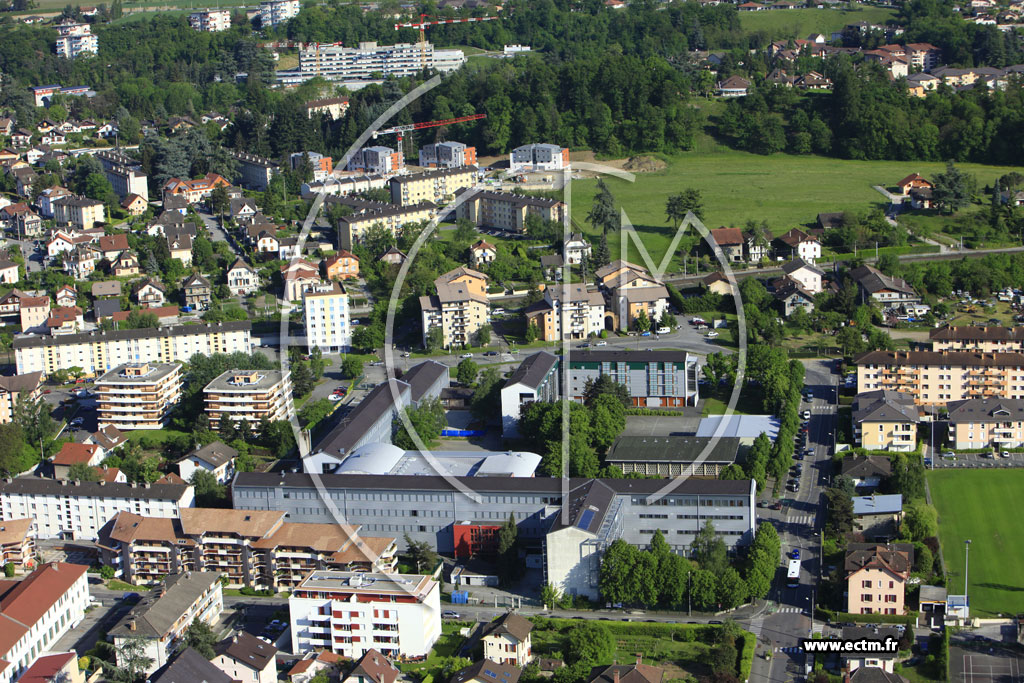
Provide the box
[598,521,780,613]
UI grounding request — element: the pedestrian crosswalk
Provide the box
[776,607,803,614]
[785,515,814,526]
[775,646,805,654]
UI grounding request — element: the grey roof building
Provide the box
[151,648,233,683]
[605,436,744,477]
[851,390,919,452]
[500,352,559,437]
[847,264,920,306]
[840,455,892,489]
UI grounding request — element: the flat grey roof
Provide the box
[566,350,693,364]
[852,494,903,515]
[96,362,180,386]
[204,369,287,393]
[13,321,250,349]
[0,476,189,500]
[695,415,779,439]
[606,436,744,464]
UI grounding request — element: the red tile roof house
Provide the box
[0,563,91,683]
[708,227,746,262]
[896,173,932,195]
[51,442,103,479]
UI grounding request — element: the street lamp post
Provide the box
[965,539,972,597]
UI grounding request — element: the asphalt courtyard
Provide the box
[953,647,1023,683]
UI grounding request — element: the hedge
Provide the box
[737,630,756,682]
[834,611,919,625]
[824,244,941,260]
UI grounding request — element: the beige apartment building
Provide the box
[0,518,35,570]
[389,166,477,206]
[947,398,1024,450]
[336,202,436,249]
[97,509,398,590]
[53,196,105,230]
[419,267,489,348]
[851,390,920,451]
[204,369,294,429]
[0,371,42,424]
[455,190,565,233]
[94,362,183,430]
[845,543,912,616]
[855,349,1024,406]
[930,325,1024,352]
[524,284,605,341]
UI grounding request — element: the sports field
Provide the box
[927,469,1024,617]
[568,150,1022,270]
[737,6,897,39]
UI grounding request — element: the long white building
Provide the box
[258,0,299,27]
[0,478,194,540]
[13,321,253,378]
[296,42,464,82]
[0,563,91,683]
[288,571,441,659]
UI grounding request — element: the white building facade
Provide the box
[303,283,351,354]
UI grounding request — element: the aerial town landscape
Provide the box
[2,0,1024,681]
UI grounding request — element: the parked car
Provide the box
[791,549,800,560]
[705,331,719,339]
[578,342,591,348]
[595,341,608,346]
[641,331,652,337]
[657,326,671,334]
[802,410,811,419]
[69,417,83,427]
[441,610,460,619]
[483,350,498,356]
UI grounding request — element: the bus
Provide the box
[787,559,801,588]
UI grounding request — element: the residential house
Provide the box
[708,227,745,263]
[744,229,770,262]
[135,278,167,308]
[909,187,933,210]
[0,289,23,317]
[51,441,103,479]
[846,264,920,306]
[481,612,533,667]
[379,247,407,266]
[775,228,820,261]
[587,660,663,683]
[897,173,932,195]
[98,233,130,261]
[167,231,193,266]
[780,258,824,294]
[177,441,238,484]
[717,75,751,96]
[470,240,498,268]
[845,543,912,615]
[19,296,50,333]
[0,518,35,570]
[227,258,259,296]
[211,633,277,683]
[277,237,301,261]
[38,186,71,218]
[853,494,904,541]
[563,233,592,265]
[324,250,359,281]
[773,277,816,317]
[46,306,84,335]
[182,273,212,310]
[342,650,400,683]
[108,571,224,674]
[63,245,99,279]
[162,173,230,205]
[121,193,148,216]
[10,129,32,147]
[0,259,19,285]
[451,661,521,683]
[150,648,233,683]
[281,259,322,301]
[86,424,128,452]
[906,72,941,97]
[524,284,605,341]
[288,652,343,683]
[840,626,904,680]
[702,271,734,296]
[230,197,259,221]
[840,455,893,490]
[852,390,919,452]
[113,253,140,276]
[55,285,77,308]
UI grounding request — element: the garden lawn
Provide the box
[399,624,468,679]
[568,150,1022,275]
[927,469,1024,617]
[737,6,897,38]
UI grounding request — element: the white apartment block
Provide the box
[13,321,253,378]
[0,477,194,540]
[303,283,351,354]
[419,141,477,169]
[203,369,295,429]
[104,165,150,201]
[509,143,569,174]
[347,146,401,175]
[0,563,90,683]
[94,362,183,430]
[109,571,224,675]
[297,42,463,82]
[258,0,300,27]
[56,33,98,58]
[288,571,441,660]
[189,8,232,31]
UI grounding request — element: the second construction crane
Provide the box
[372,113,486,161]
[394,13,498,70]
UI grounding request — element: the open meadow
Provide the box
[568,149,1023,272]
[737,6,898,39]
[927,468,1024,617]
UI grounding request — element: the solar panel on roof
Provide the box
[485,670,498,678]
[577,509,595,530]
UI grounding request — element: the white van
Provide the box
[657,326,671,334]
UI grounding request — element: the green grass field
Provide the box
[737,6,898,39]
[568,150,1022,273]
[927,469,1024,617]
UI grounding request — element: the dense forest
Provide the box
[1,0,1023,165]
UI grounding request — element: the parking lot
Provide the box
[929,451,1024,469]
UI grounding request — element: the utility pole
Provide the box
[687,571,692,617]
[964,539,972,597]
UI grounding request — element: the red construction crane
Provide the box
[394,14,499,70]
[373,113,486,160]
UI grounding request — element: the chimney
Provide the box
[636,655,642,666]
[129,619,137,631]
[614,671,619,683]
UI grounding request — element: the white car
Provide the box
[802,410,811,419]
[329,393,344,402]
[705,331,718,339]
[460,353,473,358]
[595,341,608,346]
